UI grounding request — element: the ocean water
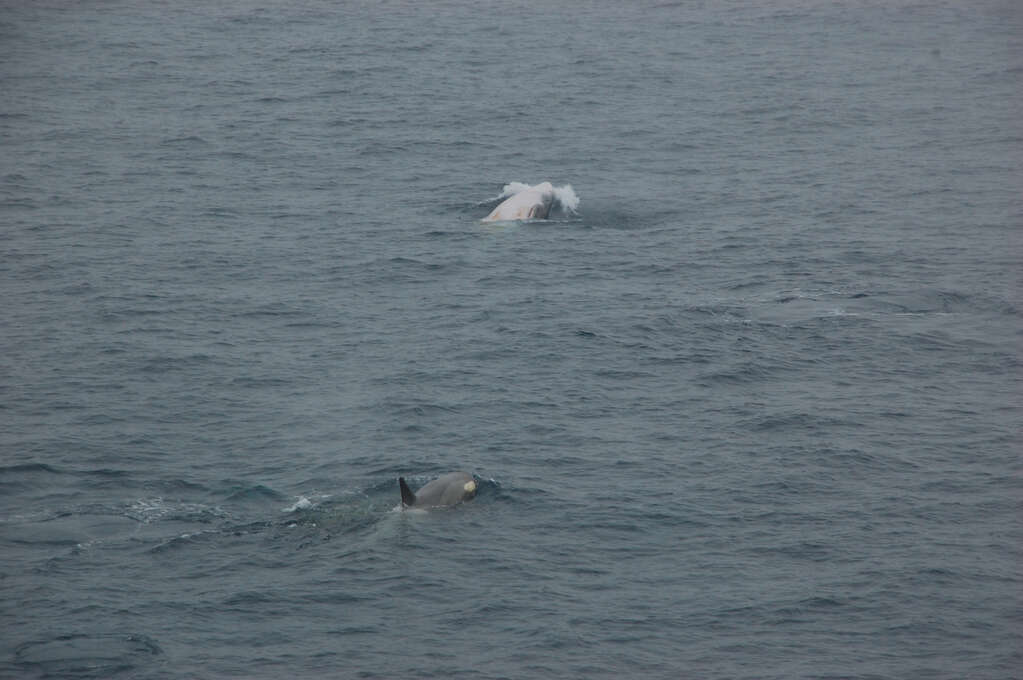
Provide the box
[2,1,1021,678]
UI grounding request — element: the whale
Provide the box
[483,181,555,222]
[399,472,477,509]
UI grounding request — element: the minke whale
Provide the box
[483,181,555,222]
[399,471,477,510]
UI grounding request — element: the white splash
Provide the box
[486,181,580,216]
[282,496,312,513]
[498,182,533,198]
[551,184,580,213]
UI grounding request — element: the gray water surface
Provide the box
[2,2,1021,678]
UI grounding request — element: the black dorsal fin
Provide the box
[398,477,416,507]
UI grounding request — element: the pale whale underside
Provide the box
[399,471,477,509]
[483,181,555,222]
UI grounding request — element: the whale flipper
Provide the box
[399,477,417,507]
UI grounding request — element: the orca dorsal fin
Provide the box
[399,477,416,507]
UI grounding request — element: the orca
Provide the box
[483,181,555,222]
[399,472,477,509]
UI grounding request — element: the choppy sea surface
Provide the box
[2,1,1021,678]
